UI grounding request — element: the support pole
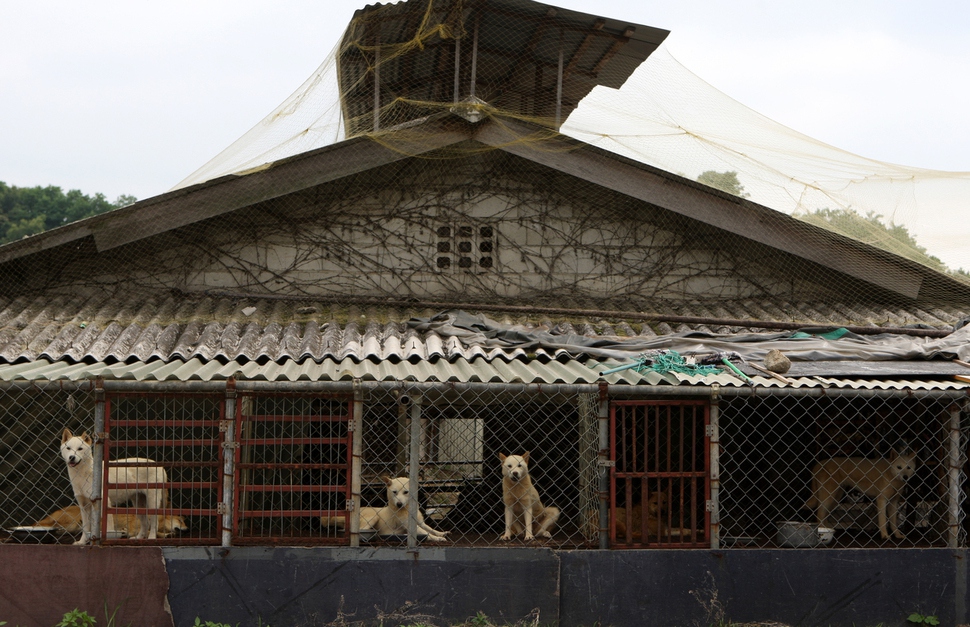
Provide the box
[948,403,962,548]
[555,28,564,129]
[407,392,422,550]
[709,385,720,550]
[350,381,364,547]
[469,15,479,99]
[221,379,237,548]
[373,33,381,132]
[597,382,610,550]
[92,378,105,543]
[453,35,461,103]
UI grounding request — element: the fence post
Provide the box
[948,402,962,548]
[709,385,720,550]
[221,378,236,548]
[597,382,610,550]
[407,391,422,550]
[350,380,364,547]
[92,378,105,543]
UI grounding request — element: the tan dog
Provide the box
[615,492,668,540]
[805,449,917,540]
[60,428,169,544]
[321,476,449,541]
[499,452,559,541]
[33,504,188,538]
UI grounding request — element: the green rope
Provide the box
[636,350,721,377]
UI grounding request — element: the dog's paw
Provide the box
[500,533,512,541]
[536,531,552,539]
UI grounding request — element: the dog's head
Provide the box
[499,452,530,482]
[161,515,189,535]
[890,450,918,482]
[382,476,412,510]
[60,428,92,468]
[646,491,668,516]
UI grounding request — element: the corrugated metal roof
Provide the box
[0,292,965,366]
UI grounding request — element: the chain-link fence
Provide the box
[1,381,966,549]
[717,393,969,549]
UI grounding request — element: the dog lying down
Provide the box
[320,476,449,542]
[33,504,188,538]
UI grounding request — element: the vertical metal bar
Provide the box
[469,14,479,99]
[350,382,364,547]
[373,31,381,132]
[407,393,422,549]
[555,28,564,128]
[709,388,720,549]
[609,400,618,546]
[453,35,461,103]
[93,380,106,543]
[948,403,962,548]
[597,383,610,549]
[222,380,236,548]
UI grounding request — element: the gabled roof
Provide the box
[1,113,967,304]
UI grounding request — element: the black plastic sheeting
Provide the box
[408,309,970,362]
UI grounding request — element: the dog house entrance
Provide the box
[610,400,710,548]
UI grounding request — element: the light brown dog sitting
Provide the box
[33,504,188,538]
[499,452,560,541]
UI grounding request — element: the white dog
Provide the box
[60,428,168,544]
[320,476,449,542]
[499,452,559,541]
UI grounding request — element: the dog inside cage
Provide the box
[718,396,967,548]
[2,386,966,551]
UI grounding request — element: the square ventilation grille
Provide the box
[435,223,495,273]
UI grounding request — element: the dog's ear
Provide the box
[498,453,507,462]
[61,428,73,444]
[522,451,530,464]
[380,474,392,486]
[81,432,93,445]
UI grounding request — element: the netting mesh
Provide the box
[170,0,969,282]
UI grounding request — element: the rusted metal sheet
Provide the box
[0,545,173,627]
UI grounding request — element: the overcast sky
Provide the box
[2,2,968,224]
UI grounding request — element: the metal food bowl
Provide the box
[776,521,832,547]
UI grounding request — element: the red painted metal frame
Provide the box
[231,393,354,545]
[102,392,224,545]
[609,400,710,549]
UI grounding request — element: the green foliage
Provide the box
[193,618,236,627]
[697,170,749,198]
[0,181,134,245]
[907,613,940,625]
[469,611,491,627]
[794,206,959,273]
[55,608,97,627]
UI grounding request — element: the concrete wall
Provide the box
[0,546,964,627]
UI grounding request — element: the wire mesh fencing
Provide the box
[0,381,966,550]
[717,394,968,549]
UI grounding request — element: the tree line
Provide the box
[0,181,135,245]
[696,170,968,278]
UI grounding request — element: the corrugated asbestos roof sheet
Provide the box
[0,292,966,366]
[1,358,968,392]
